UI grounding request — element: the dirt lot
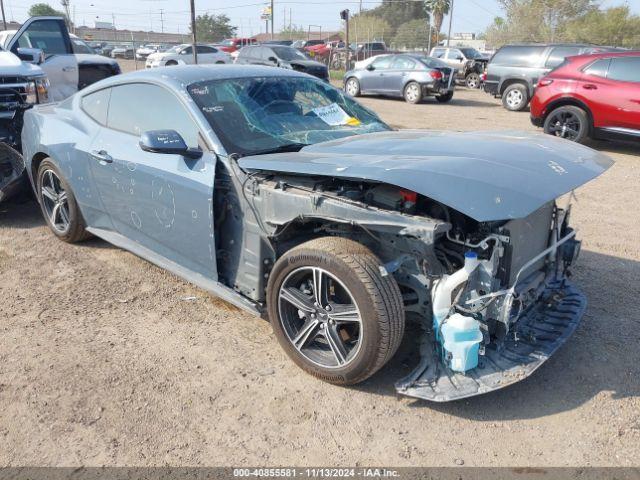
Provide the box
[0,64,639,467]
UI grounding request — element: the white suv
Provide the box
[146,44,231,68]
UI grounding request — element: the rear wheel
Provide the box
[403,81,422,104]
[465,72,480,89]
[165,60,178,66]
[435,91,454,103]
[502,83,529,111]
[345,77,360,97]
[267,237,405,385]
[543,105,590,143]
[37,159,90,243]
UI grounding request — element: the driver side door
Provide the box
[87,82,218,279]
[362,56,393,93]
[8,17,78,101]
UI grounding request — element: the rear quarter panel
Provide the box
[22,98,105,227]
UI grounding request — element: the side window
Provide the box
[181,46,192,55]
[372,56,393,69]
[447,49,463,60]
[261,47,275,60]
[607,57,640,82]
[491,46,545,67]
[391,57,416,70]
[197,45,216,54]
[371,43,386,51]
[584,58,610,78]
[12,19,70,56]
[545,46,581,68]
[81,88,111,125]
[107,83,199,147]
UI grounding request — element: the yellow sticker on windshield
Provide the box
[346,117,361,126]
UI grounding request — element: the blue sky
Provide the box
[8,0,640,37]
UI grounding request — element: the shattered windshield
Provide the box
[188,76,390,156]
[460,48,482,59]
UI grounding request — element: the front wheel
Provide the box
[435,91,454,103]
[165,60,178,66]
[267,237,405,385]
[37,159,90,243]
[543,105,590,143]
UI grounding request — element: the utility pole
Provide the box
[190,0,197,64]
[340,9,350,70]
[270,0,274,40]
[1,0,7,30]
[160,9,164,33]
[446,0,454,47]
[427,19,432,53]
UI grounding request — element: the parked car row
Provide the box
[481,42,639,144]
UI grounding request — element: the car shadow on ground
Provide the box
[589,139,639,156]
[0,198,115,250]
[353,249,640,420]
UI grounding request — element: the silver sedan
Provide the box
[344,54,456,104]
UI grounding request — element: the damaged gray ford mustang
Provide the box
[21,65,613,401]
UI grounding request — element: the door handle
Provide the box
[583,84,597,90]
[91,150,113,163]
[62,66,77,72]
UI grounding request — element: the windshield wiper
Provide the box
[244,143,308,157]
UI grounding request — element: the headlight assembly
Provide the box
[35,77,50,104]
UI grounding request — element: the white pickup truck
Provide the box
[0,16,119,201]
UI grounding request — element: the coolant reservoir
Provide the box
[440,313,484,372]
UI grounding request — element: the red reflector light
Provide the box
[430,70,443,80]
[538,78,553,87]
[400,189,418,203]
[481,72,487,81]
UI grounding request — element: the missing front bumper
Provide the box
[395,280,586,402]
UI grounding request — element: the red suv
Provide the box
[530,51,640,143]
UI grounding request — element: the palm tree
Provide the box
[425,0,451,41]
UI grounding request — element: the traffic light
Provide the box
[340,9,349,21]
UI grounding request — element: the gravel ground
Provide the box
[0,63,639,467]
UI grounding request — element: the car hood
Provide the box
[238,130,614,222]
[0,51,44,76]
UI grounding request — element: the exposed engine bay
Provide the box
[213,165,584,401]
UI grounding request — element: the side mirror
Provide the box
[16,47,44,65]
[268,56,278,63]
[366,64,375,71]
[139,130,202,159]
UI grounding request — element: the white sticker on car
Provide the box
[312,103,360,126]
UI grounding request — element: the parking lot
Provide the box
[0,61,639,467]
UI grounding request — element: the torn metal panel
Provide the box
[396,279,586,402]
[239,129,614,222]
[0,143,25,203]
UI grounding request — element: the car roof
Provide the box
[568,50,640,60]
[80,64,309,94]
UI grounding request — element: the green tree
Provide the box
[564,6,640,48]
[28,3,66,17]
[191,14,237,43]
[349,15,392,43]
[392,19,431,50]
[425,0,450,38]
[365,0,428,36]
[485,0,599,47]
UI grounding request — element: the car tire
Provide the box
[435,92,454,103]
[165,60,178,66]
[345,77,361,97]
[543,105,590,143]
[403,81,422,104]
[267,237,405,385]
[215,61,225,64]
[465,72,480,89]
[36,159,90,243]
[502,83,529,111]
